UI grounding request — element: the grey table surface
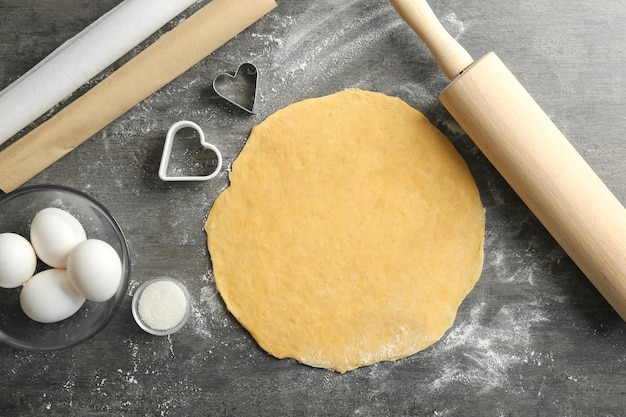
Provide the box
[1,0,625,416]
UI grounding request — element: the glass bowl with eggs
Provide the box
[0,185,130,351]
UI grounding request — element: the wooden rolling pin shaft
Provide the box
[390,0,626,320]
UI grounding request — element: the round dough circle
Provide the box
[206,89,484,373]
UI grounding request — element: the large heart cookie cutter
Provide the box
[158,120,223,181]
[212,63,258,114]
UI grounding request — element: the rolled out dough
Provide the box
[205,89,485,373]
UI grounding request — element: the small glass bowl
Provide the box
[132,277,190,336]
[0,185,131,351]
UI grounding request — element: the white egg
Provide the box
[20,269,86,323]
[67,239,122,302]
[30,207,87,268]
[0,232,37,288]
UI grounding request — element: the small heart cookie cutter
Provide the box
[212,63,258,114]
[158,120,223,182]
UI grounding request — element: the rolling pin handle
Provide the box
[389,0,474,79]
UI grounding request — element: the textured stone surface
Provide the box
[0,0,625,415]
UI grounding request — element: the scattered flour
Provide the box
[259,0,405,99]
[441,12,468,40]
[426,299,548,394]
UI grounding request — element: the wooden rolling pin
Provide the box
[389,0,626,320]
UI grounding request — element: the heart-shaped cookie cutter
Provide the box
[158,120,222,181]
[212,63,258,114]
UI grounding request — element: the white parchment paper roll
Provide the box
[0,0,198,145]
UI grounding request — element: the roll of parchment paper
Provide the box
[0,0,199,145]
[0,0,277,193]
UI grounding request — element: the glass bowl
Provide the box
[0,185,130,351]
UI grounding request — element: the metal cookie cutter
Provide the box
[212,63,258,114]
[158,120,223,182]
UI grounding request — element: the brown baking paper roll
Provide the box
[0,0,277,192]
